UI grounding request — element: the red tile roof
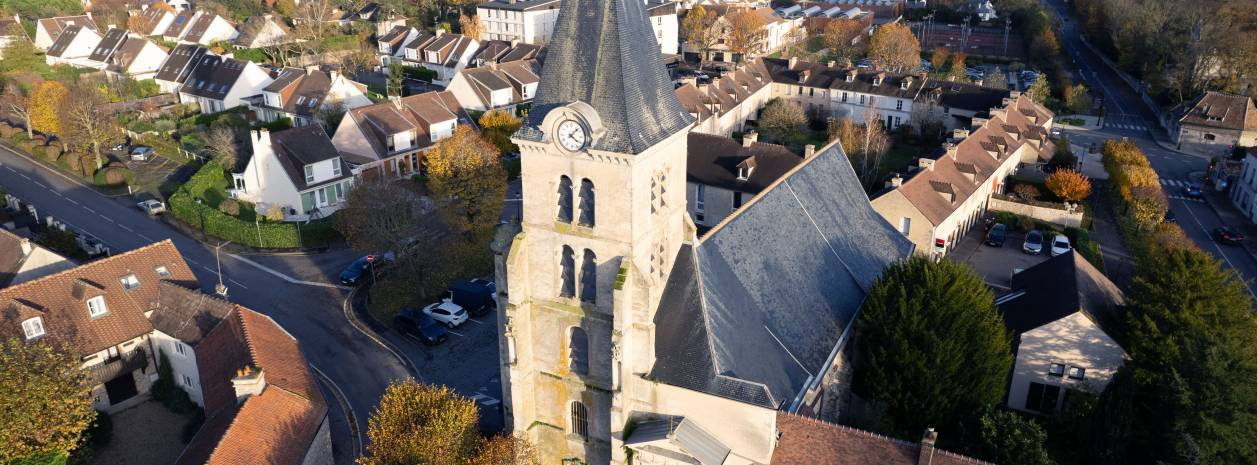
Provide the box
[772,414,993,465]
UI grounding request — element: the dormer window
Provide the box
[901,80,910,90]
[304,165,315,183]
[846,71,856,83]
[22,317,45,340]
[155,266,171,279]
[736,157,756,181]
[119,274,140,290]
[87,296,108,318]
[333,161,342,177]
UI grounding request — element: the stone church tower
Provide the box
[492,0,695,462]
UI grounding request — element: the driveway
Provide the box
[88,401,188,465]
[950,225,1054,289]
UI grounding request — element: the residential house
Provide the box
[103,35,170,80]
[1230,149,1257,223]
[332,91,472,180]
[916,79,1011,131]
[646,1,679,55]
[1170,91,1257,154]
[84,27,129,70]
[45,25,104,68]
[178,54,273,113]
[131,5,177,37]
[0,228,72,288]
[685,131,805,229]
[495,0,914,461]
[446,59,540,112]
[376,25,421,66]
[763,57,927,129]
[402,31,479,86]
[673,58,776,136]
[154,44,207,94]
[0,15,31,58]
[249,67,372,127]
[687,5,802,63]
[476,0,561,45]
[970,0,998,21]
[0,241,197,412]
[147,281,236,408]
[34,15,98,50]
[770,415,991,464]
[162,10,197,42]
[827,0,904,19]
[998,251,1126,415]
[179,12,238,46]
[870,92,1054,255]
[470,39,541,67]
[232,126,354,220]
[233,14,290,49]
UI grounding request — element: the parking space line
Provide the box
[229,278,249,290]
[447,329,466,337]
[464,318,485,325]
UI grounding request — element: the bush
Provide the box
[82,410,112,449]
[77,153,99,176]
[151,351,198,415]
[1013,183,1040,200]
[994,211,1021,230]
[92,166,134,186]
[59,152,82,172]
[217,199,240,216]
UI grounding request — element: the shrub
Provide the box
[994,211,1020,229]
[93,166,134,186]
[43,145,62,161]
[151,351,198,415]
[1013,183,1040,200]
[60,152,82,172]
[1045,169,1092,202]
[77,153,99,176]
[217,199,240,216]
[153,119,176,134]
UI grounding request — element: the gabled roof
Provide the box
[155,44,207,83]
[106,36,160,73]
[687,133,803,194]
[149,281,234,347]
[37,15,98,41]
[341,91,469,158]
[180,55,249,100]
[762,58,927,99]
[772,414,993,465]
[89,28,129,63]
[266,125,351,191]
[498,42,541,62]
[0,240,197,355]
[675,59,774,122]
[921,79,1009,113]
[133,6,174,35]
[0,228,70,288]
[460,60,541,108]
[518,0,694,154]
[378,25,412,48]
[411,33,476,67]
[651,141,913,408]
[234,15,288,47]
[477,0,562,11]
[1000,250,1124,335]
[183,13,225,43]
[164,10,198,38]
[1178,91,1257,132]
[46,25,94,58]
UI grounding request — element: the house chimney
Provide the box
[329,69,340,81]
[952,128,969,140]
[742,131,759,147]
[917,427,938,465]
[804,144,816,158]
[918,158,935,171]
[1009,90,1022,99]
[887,174,904,188]
[788,56,798,68]
[231,365,266,403]
[435,28,445,37]
[827,60,836,68]
[945,142,958,160]
[19,238,32,256]
[305,64,319,74]
[254,128,270,145]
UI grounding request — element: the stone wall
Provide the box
[989,196,1084,228]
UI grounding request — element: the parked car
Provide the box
[445,278,497,317]
[1022,230,1044,254]
[986,224,1007,247]
[129,146,154,161]
[394,307,448,345]
[1164,209,1176,223]
[1050,127,1062,137]
[1050,234,1072,256]
[339,255,379,285]
[1182,184,1203,199]
[1214,226,1245,245]
[136,199,166,215]
[422,300,468,328]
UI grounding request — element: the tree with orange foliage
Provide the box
[824,19,865,59]
[426,125,506,236]
[1045,169,1092,202]
[29,81,68,147]
[868,22,920,73]
[930,47,950,72]
[726,8,766,63]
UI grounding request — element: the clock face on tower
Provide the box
[557,119,587,152]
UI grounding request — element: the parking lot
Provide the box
[950,223,1056,289]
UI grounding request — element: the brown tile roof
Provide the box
[133,6,174,35]
[106,36,156,73]
[763,57,927,99]
[38,15,98,41]
[675,59,774,123]
[0,228,30,287]
[0,240,197,355]
[1179,91,1257,132]
[687,132,804,193]
[343,91,469,158]
[772,413,992,465]
[165,10,197,39]
[0,15,28,39]
[149,281,235,347]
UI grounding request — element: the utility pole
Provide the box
[214,241,232,297]
[1003,18,1011,55]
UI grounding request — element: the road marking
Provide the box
[202,265,217,274]
[1180,203,1257,300]
[138,233,155,242]
[99,214,115,223]
[83,206,97,214]
[18,173,30,180]
[339,286,421,380]
[119,225,134,232]
[225,253,352,290]
[309,363,363,459]
[66,198,79,205]
[468,393,501,406]
[447,329,466,337]
[228,278,249,289]
[464,318,485,325]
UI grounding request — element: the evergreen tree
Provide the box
[972,408,1055,465]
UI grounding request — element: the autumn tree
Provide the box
[459,14,482,40]
[681,5,719,70]
[359,379,480,465]
[466,436,540,465]
[726,9,765,62]
[30,81,68,144]
[60,82,118,169]
[947,51,967,81]
[985,66,1007,89]
[0,338,96,464]
[426,125,507,237]
[831,113,890,188]
[1045,169,1092,202]
[478,109,521,155]
[929,47,950,72]
[855,257,1012,440]
[1066,84,1093,115]
[1026,75,1051,105]
[823,19,864,59]
[868,22,920,73]
[337,180,433,258]
[758,97,807,143]
[2,81,37,139]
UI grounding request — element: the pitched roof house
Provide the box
[998,251,1126,415]
[232,126,354,221]
[0,228,72,288]
[178,54,273,113]
[685,131,805,229]
[470,39,541,66]
[45,25,104,68]
[771,414,992,465]
[179,12,238,45]
[249,67,372,128]
[233,14,290,48]
[162,10,197,41]
[103,35,170,80]
[1172,91,1257,151]
[376,25,421,63]
[763,57,928,128]
[445,59,540,112]
[401,31,479,85]
[675,58,775,137]
[154,44,207,94]
[34,15,98,50]
[0,14,31,58]
[331,91,472,180]
[132,4,178,36]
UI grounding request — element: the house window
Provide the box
[1068,367,1086,380]
[569,326,589,375]
[570,401,589,441]
[1048,363,1065,377]
[119,274,140,290]
[695,184,706,216]
[578,179,595,227]
[559,245,576,298]
[1025,382,1061,413]
[797,86,803,95]
[174,341,186,356]
[809,88,814,97]
[580,249,596,303]
[859,95,866,105]
[841,92,848,102]
[22,317,45,340]
[894,116,901,127]
[317,188,327,206]
[182,375,193,387]
[1205,133,1216,141]
[304,165,315,183]
[87,296,108,318]
[733,191,744,208]
[155,266,171,279]
[332,162,342,177]
[896,100,904,111]
[899,217,911,235]
[557,175,574,223]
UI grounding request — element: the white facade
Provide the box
[180,60,273,114]
[108,39,170,81]
[34,17,95,50]
[182,14,239,46]
[1230,153,1257,224]
[233,129,353,220]
[150,329,207,407]
[648,7,679,55]
[476,0,561,44]
[771,79,916,129]
[1008,312,1125,414]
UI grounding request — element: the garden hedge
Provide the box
[169,163,340,248]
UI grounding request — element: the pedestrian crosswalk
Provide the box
[1160,179,1190,187]
[1167,195,1205,203]
[1160,179,1206,202]
[1105,123,1148,131]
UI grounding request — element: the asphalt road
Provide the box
[1044,0,1257,298]
[0,143,412,464]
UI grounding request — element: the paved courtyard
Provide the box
[88,400,190,465]
[950,224,1054,290]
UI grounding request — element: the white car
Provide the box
[1050,234,1072,257]
[129,147,154,161]
[136,199,166,215]
[422,300,468,328]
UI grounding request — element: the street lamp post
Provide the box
[214,241,232,297]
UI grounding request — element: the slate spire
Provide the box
[520,0,693,154]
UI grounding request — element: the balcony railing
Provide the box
[84,347,149,386]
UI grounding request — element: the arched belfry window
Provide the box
[570,400,589,441]
[569,326,589,376]
[557,175,573,223]
[578,179,595,227]
[580,249,596,303]
[559,245,575,298]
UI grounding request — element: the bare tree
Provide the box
[336,180,440,275]
[2,82,36,139]
[60,83,117,170]
[289,0,341,59]
[201,125,239,170]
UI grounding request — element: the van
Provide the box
[445,279,497,317]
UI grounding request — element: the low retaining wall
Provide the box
[990,197,1084,228]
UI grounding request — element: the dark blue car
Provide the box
[1182,184,1203,199]
[394,307,449,345]
[339,255,376,285]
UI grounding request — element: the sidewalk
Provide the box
[1053,114,1102,131]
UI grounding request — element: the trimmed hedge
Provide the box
[168,162,341,248]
